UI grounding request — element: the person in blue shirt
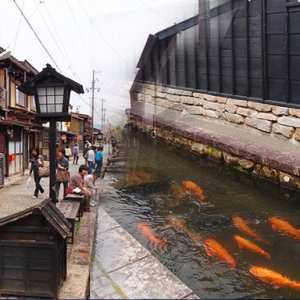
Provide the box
[72,143,79,165]
[95,146,103,176]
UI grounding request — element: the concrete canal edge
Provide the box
[57,149,113,299]
[58,207,97,299]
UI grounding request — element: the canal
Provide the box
[100,132,300,299]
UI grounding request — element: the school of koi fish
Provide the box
[136,180,300,292]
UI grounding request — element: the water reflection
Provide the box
[100,134,300,299]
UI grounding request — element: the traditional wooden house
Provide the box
[70,112,92,149]
[0,47,44,184]
[132,0,300,107]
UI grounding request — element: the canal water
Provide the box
[100,133,300,299]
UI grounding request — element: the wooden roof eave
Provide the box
[0,198,71,239]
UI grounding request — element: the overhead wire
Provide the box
[12,0,62,72]
[34,1,72,73]
[12,0,24,53]
[139,0,176,25]
[42,0,85,84]
[77,0,136,73]
[7,0,39,50]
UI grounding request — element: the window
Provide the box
[16,85,27,107]
[31,96,36,110]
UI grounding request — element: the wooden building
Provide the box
[0,47,44,183]
[132,0,300,108]
[129,0,300,189]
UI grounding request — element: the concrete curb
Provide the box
[59,208,98,298]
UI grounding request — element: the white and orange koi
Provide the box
[268,216,300,240]
[182,180,206,201]
[249,265,300,290]
[233,235,271,260]
[203,238,235,267]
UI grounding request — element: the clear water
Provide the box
[100,133,300,299]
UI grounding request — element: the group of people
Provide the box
[29,143,104,212]
[83,144,104,175]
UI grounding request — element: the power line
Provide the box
[42,0,84,84]
[139,0,176,25]
[12,0,62,72]
[77,0,136,72]
[7,0,39,51]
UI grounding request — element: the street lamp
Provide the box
[18,64,84,204]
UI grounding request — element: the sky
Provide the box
[0,0,198,126]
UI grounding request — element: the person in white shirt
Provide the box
[85,146,96,174]
[84,171,103,205]
[64,144,72,160]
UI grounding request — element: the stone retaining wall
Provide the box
[131,83,300,143]
[129,83,300,192]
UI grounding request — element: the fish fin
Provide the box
[272,285,280,289]
[265,253,271,260]
[204,247,213,257]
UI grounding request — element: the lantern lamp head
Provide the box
[18,64,84,121]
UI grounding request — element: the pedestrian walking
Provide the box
[83,142,91,165]
[72,143,79,164]
[64,144,72,161]
[55,148,69,200]
[85,146,96,174]
[29,147,45,199]
[95,146,103,175]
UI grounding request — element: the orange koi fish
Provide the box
[136,222,167,246]
[233,235,271,260]
[203,238,236,267]
[249,266,300,290]
[268,216,300,240]
[232,215,269,245]
[182,180,206,201]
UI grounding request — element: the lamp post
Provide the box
[18,64,84,204]
[97,132,103,146]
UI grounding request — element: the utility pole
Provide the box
[103,108,106,130]
[100,98,105,130]
[86,70,100,144]
[91,70,95,145]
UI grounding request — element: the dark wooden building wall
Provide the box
[137,0,300,108]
